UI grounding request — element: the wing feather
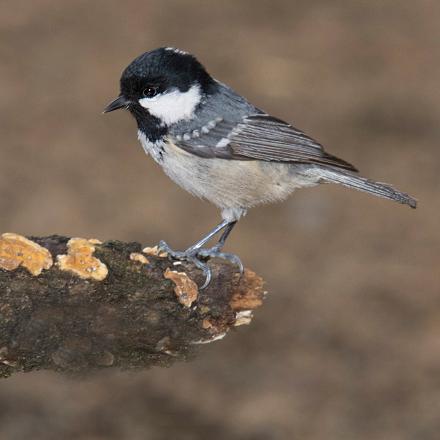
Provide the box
[173,113,357,172]
[229,115,357,171]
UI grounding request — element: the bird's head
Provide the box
[104,47,216,128]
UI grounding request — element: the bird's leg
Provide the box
[158,220,242,289]
[197,221,243,277]
[185,220,231,253]
[210,221,237,252]
[158,220,229,258]
[158,220,230,288]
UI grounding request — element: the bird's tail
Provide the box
[309,167,417,208]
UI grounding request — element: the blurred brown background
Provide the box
[0,0,439,439]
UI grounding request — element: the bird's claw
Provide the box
[158,240,212,289]
[158,241,243,289]
[197,247,244,277]
[158,240,187,259]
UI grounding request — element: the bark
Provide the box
[0,235,265,378]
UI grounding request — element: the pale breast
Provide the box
[138,132,319,212]
[137,131,165,163]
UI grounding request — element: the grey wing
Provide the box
[172,113,357,172]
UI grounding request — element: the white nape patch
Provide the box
[138,84,201,126]
[165,47,188,55]
[137,131,165,163]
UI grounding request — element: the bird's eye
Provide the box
[142,86,159,98]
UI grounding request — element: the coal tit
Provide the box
[104,47,416,288]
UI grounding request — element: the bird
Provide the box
[104,47,417,288]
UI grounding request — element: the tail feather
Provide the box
[312,168,417,209]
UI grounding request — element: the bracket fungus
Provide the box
[56,238,108,281]
[164,268,199,307]
[130,252,150,265]
[0,233,53,276]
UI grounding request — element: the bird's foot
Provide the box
[158,241,243,289]
[197,246,244,277]
[158,240,212,289]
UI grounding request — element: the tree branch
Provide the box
[0,234,265,378]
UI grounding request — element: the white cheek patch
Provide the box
[138,84,201,125]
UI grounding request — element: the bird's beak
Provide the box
[103,95,130,113]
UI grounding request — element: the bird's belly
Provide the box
[139,135,319,210]
[158,141,317,210]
